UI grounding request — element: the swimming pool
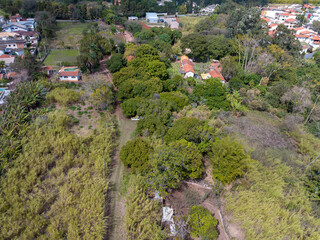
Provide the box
[0,88,7,91]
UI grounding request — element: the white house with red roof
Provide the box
[277,12,296,22]
[284,18,298,28]
[59,66,82,81]
[180,55,195,78]
[0,54,15,65]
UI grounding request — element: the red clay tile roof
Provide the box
[209,70,225,82]
[296,35,309,38]
[7,72,17,78]
[0,54,14,58]
[181,55,189,61]
[261,17,271,22]
[60,71,79,76]
[300,30,313,35]
[285,18,297,22]
[312,36,320,41]
[269,24,279,28]
[183,64,194,73]
[0,74,3,79]
[42,66,53,71]
[126,55,135,62]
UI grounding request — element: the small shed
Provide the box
[146,12,159,23]
[128,16,138,21]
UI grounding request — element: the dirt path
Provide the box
[107,105,137,240]
[124,30,134,43]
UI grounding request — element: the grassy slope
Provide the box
[223,111,320,239]
[44,49,79,66]
[0,109,117,239]
[49,22,90,49]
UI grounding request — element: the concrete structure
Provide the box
[59,66,81,81]
[146,12,159,24]
[128,16,138,21]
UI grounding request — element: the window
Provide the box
[72,76,76,78]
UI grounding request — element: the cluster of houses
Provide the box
[0,14,38,82]
[261,4,320,52]
[179,55,225,83]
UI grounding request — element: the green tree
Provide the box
[187,206,218,240]
[149,140,204,194]
[312,20,320,34]
[191,78,230,110]
[121,97,142,117]
[120,138,153,174]
[106,53,127,73]
[136,99,174,136]
[208,35,232,60]
[133,77,163,98]
[181,33,208,61]
[164,117,214,145]
[178,4,187,14]
[227,7,264,38]
[272,24,301,57]
[159,91,189,111]
[209,136,249,184]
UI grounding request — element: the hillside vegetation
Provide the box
[0,110,117,239]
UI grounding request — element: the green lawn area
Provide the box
[49,22,90,49]
[0,9,6,15]
[44,49,79,66]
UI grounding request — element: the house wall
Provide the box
[59,75,80,81]
[3,26,28,32]
[185,72,194,78]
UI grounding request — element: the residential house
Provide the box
[41,66,56,76]
[2,23,29,32]
[277,13,296,22]
[146,12,159,24]
[284,18,298,28]
[9,14,22,22]
[59,66,82,81]
[0,32,20,40]
[180,55,195,78]
[208,60,225,83]
[0,54,15,65]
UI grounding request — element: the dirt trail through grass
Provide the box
[108,105,136,240]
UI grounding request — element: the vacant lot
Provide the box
[44,49,79,66]
[49,22,90,49]
[178,16,206,36]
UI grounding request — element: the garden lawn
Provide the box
[44,49,79,66]
[49,22,90,49]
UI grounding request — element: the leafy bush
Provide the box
[0,81,48,173]
[187,206,218,240]
[106,53,127,73]
[209,136,249,184]
[149,140,204,194]
[46,87,81,106]
[121,97,142,117]
[120,138,153,174]
[160,91,189,111]
[136,99,174,136]
[191,78,230,110]
[164,117,214,144]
